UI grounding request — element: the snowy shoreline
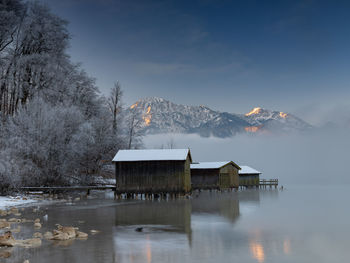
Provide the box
[0,196,40,209]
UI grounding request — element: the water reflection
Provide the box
[247,233,293,263]
[191,191,240,223]
[112,190,261,263]
[113,199,192,262]
[250,241,265,263]
[114,199,192,243]
[4,189,298,263]
[145,235,152,263]
[7,187,350,263]
[283,239,291,255]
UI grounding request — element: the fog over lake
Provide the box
[3,131,349,263]
[144,130,350,185]
[5,187,350,263]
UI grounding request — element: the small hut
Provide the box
[112,149,192,194]
[190,161,240,190]
[239,166,261,187]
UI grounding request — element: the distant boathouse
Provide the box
[112,149,192,194]
[190,161,241,190]
[238,165,261,187]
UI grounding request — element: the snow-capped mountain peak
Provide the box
[125,98,312,137]
[245,107,264,116]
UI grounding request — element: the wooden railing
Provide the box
[239,179,279,188]
[259,179,278,188]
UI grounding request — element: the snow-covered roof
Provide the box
[112,149,191,162]
[239,165,261,174]
[191,161,240,170]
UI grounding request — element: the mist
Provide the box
[143,130,350,186]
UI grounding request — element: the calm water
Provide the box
[2,186,350,263]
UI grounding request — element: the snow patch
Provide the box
[0,196,38,209]
[191,161,232,169]
[239,166,261,174]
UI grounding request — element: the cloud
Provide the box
[129,58,245,76]
[292,100,350,127]
[143,131,350,186]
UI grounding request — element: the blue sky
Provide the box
[42,0,350,124]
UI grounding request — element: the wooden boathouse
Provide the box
[190,161,241,190]
[239,165,261,187]
[112,149,192,194]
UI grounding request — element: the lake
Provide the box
[2,186,349,263]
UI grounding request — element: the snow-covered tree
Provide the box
[126,107,144,149]
[0,1,136,192]
[0,0,24,52]
[3,98,83,185]
[108,81,123,134]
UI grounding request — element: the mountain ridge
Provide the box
[125,97,312,138]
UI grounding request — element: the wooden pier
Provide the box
[20,179,279,200]
[259,179,278,189]
[20,186,192,200]
[239,179,279,189]
[20,186,116,195]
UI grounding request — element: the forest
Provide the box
[0,0,140,193]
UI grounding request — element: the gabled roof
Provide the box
[191,161,241,170]
[239,165,261,174]
[112,149,192,162]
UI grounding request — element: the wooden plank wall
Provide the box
[191,169,220,190]
[239,174,260,187]
[115,159,191,193]
[219,165,239,188]
[191,164,240,190]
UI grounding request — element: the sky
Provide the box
[42,0,350,125]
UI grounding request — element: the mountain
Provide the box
[125,97,312,138]
[243,107,312,133]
